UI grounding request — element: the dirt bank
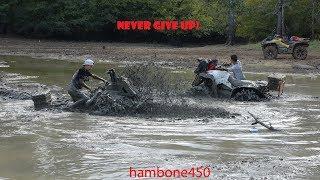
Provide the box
[1,36,319,74]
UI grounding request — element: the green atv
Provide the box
[261,36,310,60]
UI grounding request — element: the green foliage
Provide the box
[0,0,319,41]
[237,0,278,41]
[309,40,320,50]
[285,0,313,37]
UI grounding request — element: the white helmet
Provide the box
[83,59,94,66]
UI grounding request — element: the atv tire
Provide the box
[292,45,307,60]
[231,87,266,101]
[263,45,278,59]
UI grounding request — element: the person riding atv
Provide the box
[270,34,290,48]
[193,55,248,98]
[67,59,106,109]
[192,58,218,87]
[191,56,286,101]
[261,34,310,60]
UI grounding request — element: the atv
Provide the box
[261,35,310,60]
[191,70,285,101]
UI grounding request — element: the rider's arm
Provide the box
[79,79,92,91]
[91,74,106,83]
[222,62,231,66]
[215,67,228,71]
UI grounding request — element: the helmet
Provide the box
[83,59,94,66]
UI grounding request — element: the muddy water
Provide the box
[0,55,319,179]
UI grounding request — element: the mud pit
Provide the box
[0,55,320,179]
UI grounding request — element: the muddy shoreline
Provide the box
[1,36,320,74]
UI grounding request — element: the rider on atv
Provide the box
[270,34,290,48]
[192,55,245,98]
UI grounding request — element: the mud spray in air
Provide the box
[0,55,319,179]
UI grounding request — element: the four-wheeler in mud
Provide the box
[261,35,310,60]
[191,70,285,101]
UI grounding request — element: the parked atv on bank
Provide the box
[261,35,310,60]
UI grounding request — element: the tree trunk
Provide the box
[276,0,285,36]
[311,0,315,39]
[7,1,18,34]
[0,23,7,34]
[226,0,236,46]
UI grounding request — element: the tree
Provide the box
[1,0,319,41]
[226,0,236,45]
[276,0,285,36]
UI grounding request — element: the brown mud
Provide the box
[1,36,320,74]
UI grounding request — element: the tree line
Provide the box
[0,0,319,44]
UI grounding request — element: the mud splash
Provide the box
[0,70,235,119]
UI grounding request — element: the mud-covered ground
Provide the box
[1,36,320,74]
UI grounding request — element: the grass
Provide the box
[241,42,261,50]
[309,40,320,50]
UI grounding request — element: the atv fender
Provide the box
[262,42,278,49]
[293,42,309,48]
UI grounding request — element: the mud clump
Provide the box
[0,72,49,100]
[136,102,234,118]
[85,85,144,116]
[85,91,234,118]
[32,93,52,110]
[0,86,31,100]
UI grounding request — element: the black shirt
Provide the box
[71,67,93,89]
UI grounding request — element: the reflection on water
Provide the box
[0,55,319,179]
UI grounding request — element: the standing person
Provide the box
[224,55,246,80]
[68,59,106,108]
